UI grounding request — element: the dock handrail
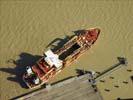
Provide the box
[95,57,127,82]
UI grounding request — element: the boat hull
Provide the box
[23,28,100,89]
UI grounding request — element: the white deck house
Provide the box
[45,50,63,69]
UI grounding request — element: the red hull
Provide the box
[23,28,100,88]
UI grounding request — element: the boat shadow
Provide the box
[46,36,72,52]
[45,29,85,52]
[0,29,85,89]
[0,52,42,88]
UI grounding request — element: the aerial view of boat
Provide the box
[23,28,100,89]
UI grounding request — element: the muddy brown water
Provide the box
[0,0,133,100]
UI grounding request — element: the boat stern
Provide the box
[22,66,42,89]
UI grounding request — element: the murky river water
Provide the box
[0,0,133,99]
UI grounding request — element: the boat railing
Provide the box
[41,67,55,81]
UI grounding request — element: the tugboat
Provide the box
[23,28,100,89]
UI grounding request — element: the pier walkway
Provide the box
[18,74,103,100]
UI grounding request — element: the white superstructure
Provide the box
[45,50,63,68]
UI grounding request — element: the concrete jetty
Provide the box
[17,74,103,100]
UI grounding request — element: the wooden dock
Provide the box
[17,74,103,100]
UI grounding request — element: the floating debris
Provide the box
[95,57,127,82]
[99,80,105,83]
[122,81,128,84]
[117,98,121,100]
[91,84,98,92]
[114,85,119,88]
[117,97,133,100]
[109,76,114,79]
[130,76,133,82]
[96,71,101,74]
[127,69,132,72]
[94,88,98,92]
[104,88,110,92]
[88,79,91,82]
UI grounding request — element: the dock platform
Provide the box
[17,74,103,100]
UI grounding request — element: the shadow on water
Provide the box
[11,75,75,100]
[73,29,85,35]
[45,29,85,52]
[117,97,133,100]
[95,57,127,80]
[51,76,74,85]
[0,52,42,88]
[75,69,85,76]
[75,57,128,81]
[45,36,72,52]
[75,69,91,76]
[0,29,84,89]
[130,76,133,82]
[11,56,128,99]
